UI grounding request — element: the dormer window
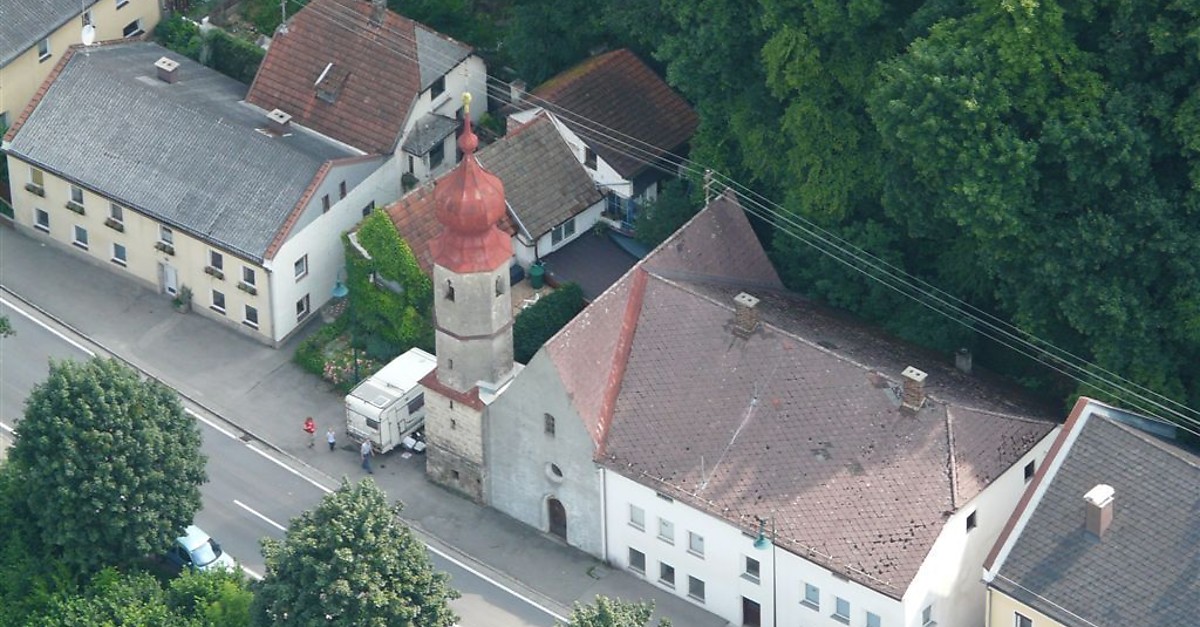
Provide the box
[315,63,350,104]
[430,76,445,100]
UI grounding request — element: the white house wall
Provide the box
[508,109,633,199]
[901,426,1060,627]
[400,56,487,181]
[529,199,605,261]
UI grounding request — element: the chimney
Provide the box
[370,0,386,26]
[1084,484,1115,539]
[154,57,180,84]
[266,109,292,135]
[732,292,760,338]
[510,79,527,103]
[900,366,927,410]
[955,348,973,374]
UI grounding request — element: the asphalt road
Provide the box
[0,299,556,626]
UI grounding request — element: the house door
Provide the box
[742,597,761,627]
[160,263,178,296]
[547,498,567,541]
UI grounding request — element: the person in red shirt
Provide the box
[303,416,316,448]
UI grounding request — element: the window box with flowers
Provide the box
[155,241,175,255]
[25,183,45,197]
[204,265,224,280]
[65,200,86,215]
[237,281,257,296]
[104,216,125,232]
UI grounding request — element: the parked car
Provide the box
[165,525,236,573]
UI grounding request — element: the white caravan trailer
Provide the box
[344,348,436,454]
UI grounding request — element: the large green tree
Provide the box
[9,358,207,577]
[560,596,670,627]
[252,479,458,627]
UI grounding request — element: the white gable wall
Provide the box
[399,55,487,181]
[509,109,632,199]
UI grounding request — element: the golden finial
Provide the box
[462,92,472,117]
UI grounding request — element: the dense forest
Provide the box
[243,0,1200,424]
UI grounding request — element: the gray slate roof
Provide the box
[6,42,356,261]
[0,0,97,66]
[991,412,1200,626]
[415,25,469,90]
[402,113,457,156]
[477,115,602,239]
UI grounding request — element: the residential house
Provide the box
[2,42,384,345]
[385,114,603,271]
[982,397,1199,627]
[482,191,1060,627]
[507,49,698,229]
[246,0,486,190]
[0,0,161,130]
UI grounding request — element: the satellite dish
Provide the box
[81,24,96,46]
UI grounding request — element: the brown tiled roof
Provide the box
[246,0,470,154]
[385,180,516,275]
[477,115,603,239]
[544,190,1057,598]
[520,49,697,179]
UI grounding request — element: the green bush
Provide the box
[513,282,585,364]
[634,179,702,248]
[293,319,344,377]
[207,31,264,85]
[154,16,204,62]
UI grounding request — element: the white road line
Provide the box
[425,543,568,623]
[234,499,287,532]
[0,297,95,357]
[241,566,263,581]
[187,408,240,440]
[0,422,14,434]
[244,443,334,495]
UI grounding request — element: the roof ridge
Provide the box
[945,407,960,510]
[1106,412,1200,468]
[595,268,648,455]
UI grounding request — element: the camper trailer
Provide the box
[344,348,436,454]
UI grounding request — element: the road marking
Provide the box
[234,499,287,532]
[0,422,14,434]
[241,565,263,581]
[0,297,95,357]
[245,443,334,494]
[425,543,568,623]
[187,408,240,440]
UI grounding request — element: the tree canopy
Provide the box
[252,479,458,627]
[560,596,670,627]
[9,358,207,576]
[28,568,251,627]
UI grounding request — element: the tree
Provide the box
[32,569,191,627]
[560,596,670,627]
[634,179,703,248]
[252,479,459,627]
[166,569,254,627]
[513,282,585,364]
[8,358,207,577]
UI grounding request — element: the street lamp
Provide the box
[755,515,778,627]
[331,274,359,384]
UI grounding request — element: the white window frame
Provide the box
[628,504,645,530]
[658,562,675,588]
[109,203,124,223]
[210,250,224,270]
[160,225,174,245]
[743,555,760,582]
[244,305,259,329]
[687,531,704,558]
[833,596,851,623]
[70,185,84,204]
[211,289,226,314]
[294,255,308,280]
[34,208,50,232]
[296,294,311,321]
[551,217,577,246]
[867,611,882,627]
[37,38,51,61]
[242,266,256,286]
[116,0,130,8]
[111,242,127,266]
[29,167,45,187]
[687,576,705,603]
[122,19,143,38]
[923,605,935,626]
[1013,612,1032,627]
[657,518,674,545]
[628,547,645,574]
[72,225,88,250]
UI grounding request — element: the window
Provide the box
[658,562,675,588]
[551,217,577,245]
[544,413,556,436]
[339,181,347,199]
[211,290,226,314]
[1014,612,1032,627]
[362,201,375,217]
[802,583,820,610]
[109,203,123,223]
[112,243,127,266]
[296,294,310,321]
[966,511,977,532]
[1024,460,1036,481]
[429,141,445,169]
[294,255,308,280]
[547,463,563,480]
[160,225,174,245]
[584,147,597,170]
[406,393,425,414]
[122,19,143,38]
[922,605,935,626]
[628,548,645,574]
[116,0,129,8]
[687,531,704,557]
[244,305,259,329]
[833,596,850,623]
[37,38,51,61]
[657,518,674,544]
[70,186,84,203]
[687,576,705,602]
[430,75,445,99]
[408,155,415,174]
[496,275,505,297]
[867,612,882,627]
[629,504,645,530]
[73,225,88,250]
[30,167,45,187]
[743,556,760,582]
[242,266,256,286]
[321,194,331,212]
[210,250,224,270]
[35,209,50,232]
[445,279,455,301]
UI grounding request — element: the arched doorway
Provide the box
[547,497,567,541]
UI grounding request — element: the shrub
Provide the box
[154,16,204,61]
[207,30,264,84]
[634,179,702,248]
[513,282,585,363]
[293,319,344,376]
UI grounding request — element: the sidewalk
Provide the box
[0,226,727,627]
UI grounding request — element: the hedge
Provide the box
[154,16,264,85]
[513,282,585,364]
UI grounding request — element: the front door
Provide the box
[547,497,567,541]
[742,597,761,627]
[161,263,178,296]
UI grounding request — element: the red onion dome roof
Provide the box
[430,117,512,273]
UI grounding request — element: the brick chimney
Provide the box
[510,79,527,104]
[154,57,180,84]
[370,0,386,26]
[901,366,927,410]
[266,109,292,135]
[1084,484,1115,539]
[732,292,760,338]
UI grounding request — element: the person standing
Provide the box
[326,427,336,451]
[303,417,316,448]
[360,439,373,474]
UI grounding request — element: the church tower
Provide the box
[421,94,514,501]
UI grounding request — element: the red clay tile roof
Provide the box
[385,179,516,275]
[543,190,1056,599]
[246,0,470,154]
[430,124,512,273]
[520,49,698,179]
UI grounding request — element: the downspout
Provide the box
[985,586,992,627]
[600,466,609,563]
